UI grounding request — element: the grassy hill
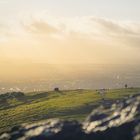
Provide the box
[0,88,140,133]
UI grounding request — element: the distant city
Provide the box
[1,64,140,94]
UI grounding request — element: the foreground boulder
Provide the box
[1,94,140,140]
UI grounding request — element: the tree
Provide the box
[125,84,128,89]
[54,87,59,92]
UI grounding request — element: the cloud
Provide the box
[86,17,140,48]
[1,15,140,65]
[23,19,59,36]
[0,24,12,42]
[90,17,138,36]
[22,16,140,49]
[24,16,140,36]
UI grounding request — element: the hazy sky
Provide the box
[0,0,140,20]
[0,0,140,66]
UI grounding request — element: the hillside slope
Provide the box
[0,88,140,133]
[1,90,140,140]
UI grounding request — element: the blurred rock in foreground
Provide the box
[1,94,140,140]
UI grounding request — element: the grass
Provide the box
[0,88,140,133]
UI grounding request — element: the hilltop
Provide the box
[0,88,140,133]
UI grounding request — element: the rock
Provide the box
[1,94,140,140]
[0,119,84,140]
[0,92,25,99]
[83,94,140,140]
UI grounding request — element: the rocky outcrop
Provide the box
[0,92,25,100]
[1,94,140,140]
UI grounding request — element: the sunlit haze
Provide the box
[0,0,140,92]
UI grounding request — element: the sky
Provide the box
[0,0,140,66]
[0,0,140,20]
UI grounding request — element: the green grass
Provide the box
[0,88,140,133]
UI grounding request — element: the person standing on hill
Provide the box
[98,89,106,101]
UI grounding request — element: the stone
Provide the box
[1,94,140,140]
